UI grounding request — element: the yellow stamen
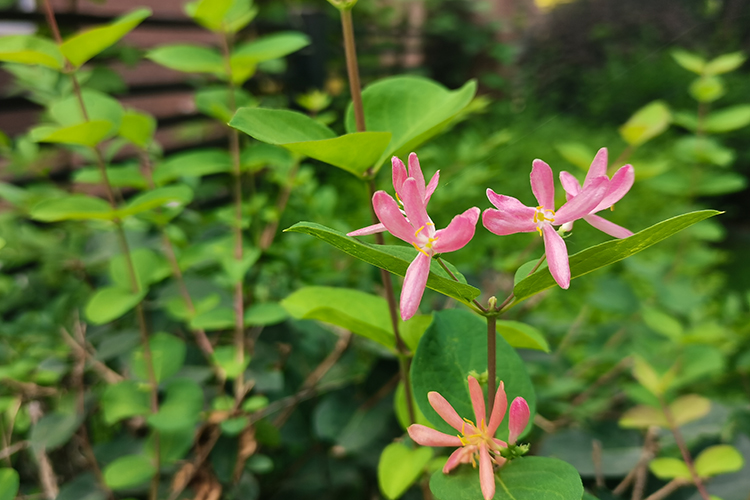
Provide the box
[412,242,429,257]
[536,227,543,237]
[415,225,425,237]
[610,204,615,212]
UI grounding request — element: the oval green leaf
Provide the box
[618,100,671,146]
[694,445,744,478]
[131,332,186,384]
[118,185,194,218]
[30,121,114,147]
[703,105,750,133]
[146,379,203,431]
[146,44,225,76]
[153,149,232,185]
[378,443,433,500]
[86,286,146,325]
[30,195,114,222]
[671,49,705,74]
[496,320,550,352]
[102,381,152,424]
[0,35,64,69]
[704,52,746,75]
[103,454,155,490]
[0,468,20,500]
[649,457,691,480]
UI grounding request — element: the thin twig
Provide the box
[592,439,605,489]
[0,440,28,460]
[643,478,690,500]
[60,327,123,384]
[28,402,58,500]
[613,426,659,497]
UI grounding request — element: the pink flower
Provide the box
[559,147,635,239]
[482,159,609,289]
[407,376,530,500]
[348,153,439,236]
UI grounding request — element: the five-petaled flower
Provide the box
[407,376,530,500]
[482,159,609,289]
[559,147,635,239]
[349,154,478,320]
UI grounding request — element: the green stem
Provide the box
[341,8,365,133]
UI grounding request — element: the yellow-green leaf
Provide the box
[619,100,671,146]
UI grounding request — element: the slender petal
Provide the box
[425,171,440,204]
[467,376,486,428]
[392,156,408,197]
[433,208,479,253]
[584,214,633,239]
[401,253,431,320]
[401,178,431,233]
[443,446,473,473]
[408,424,463,447]
[559,171,582,199]
[487,381,507,436]
[530,159,555,209]
[554,175,608,225]
[428,391,467,432]
[594,164,634,211]
[542,224,570,289]
[583,147,608,187]
[508,398,530,445]
[372,191,415,243]
[483,191,537,235]
[408,152,426,201]
[478,444,496,500]
[347,222,386,236]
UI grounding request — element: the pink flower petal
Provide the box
[583,147,608,187]
[428,391,467,432]
[392,156,408,197]
[408,152,426,201]
[479,444,496,500]
[508,397,530,444]
[492,438,508,449]
[584,214,633,239]
[483,191,537,235]
[433,208,479,254]
[530,159,555,209]
[487,381,507,436]
[425,171,440,204]
[594,164,634,212]
[407,424,463,447]
[559,171,581,199]
[373,191,416,243]
[401,178,431,233]
[400,252,430,320]
[443,446,473,473]
[468,376,486,428]
[554,175,608,225]
[347,222,386,237]
[542,224,570,289]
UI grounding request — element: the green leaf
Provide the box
[73,164,148,189]
[145,428,193,464]
[109,248,171,291]
[555,142,595,171]
[282,286,395,349]
[496,320,550,352]
[61,8,151,68]
[50,89,124,128]
[632,356,666,396]
[103,455,155,490]
[694,445,744,478]
[618,100,671,146]
[230,31,310,84]
[30,121,114,147]
[0,468,19,500]
[689,76,725,103]
[285,222,480,306]
[146,379,203,431]
[429,456,582,500]
[190,307,235,330]
[649,457,691,480]
[703,105,750,133]
[619,405,667,429]
[212,345,250,379]
[184,0,233,31]
[30,412,81,452]
[30,195,114,222]
[153,149,232,184]
[119,110,156,148]
[669,394,711,426]
[512,210,722,306]
[195,87,257,123]
[244,302,288,326]
[86,287,146,324]
[345,76,477,172]
[378,443,433,500]
[146,44,225,76]
[673,136,734,167]
[394,381,431,430]
[704,52,746,75]
[0,35,64,69]
[118,185,194,218]
[671,49,705,74]
[132,332,186,384]
[101,381,151,424]
[411,310,535,441]
[642,306,683,340]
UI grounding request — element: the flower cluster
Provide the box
[407,376,530,500]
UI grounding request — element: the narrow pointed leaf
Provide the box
[119,110,156,148]
[146,45,225,76]
[703,105,750,133]
[0,35,64,69]
[30,195,114,222]
[496,320,550,352]
[30,121,114,147]
[118,185,193,218]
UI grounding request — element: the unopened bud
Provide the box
[488,296,498,311]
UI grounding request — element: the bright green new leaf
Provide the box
[153,149,232,184]
[0,468,19,500]
[132,332,186,384]
[378,443,432,500]
[30,121,114,147]
[495,320,550,352]
[101,381,151,424]
[146,44,225,76]
[618,100,671,146]
[345,76,476,172]
[512,210,721,306]
[0,35,64,69]
[230,32,310,83]
[195,87,257,123]
[704,52,746,75]
[285,133,392,176]
[632,356,671,396]
[212,345,250,379]
[86,286,146,325]
[103,455,155,490]
[285,222,480,306]
[109,248,171,291]
[649,457,691,480]
[282,286,395,349]
[50,89,124,128]
[61,8,151,68]
[671,49,705,74]
[118,185,194,218]
[119,110,156,148]
[244,302,288,326]
[146,378,204,431]
[411,310,535,440]
[689,75,725,103]
[30,195,114,222]
[191,307,235,330]
[429,457,582,500]
[184,0,233,31]
[74,163,148,189]
[694,445,744,477]
[555,142,595,171]
[703,105,750,133]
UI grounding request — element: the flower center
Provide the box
[412,223,437,257]
[457,418,501,467]
[533,206,556,236]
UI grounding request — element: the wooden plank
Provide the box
[47,0,190,21]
